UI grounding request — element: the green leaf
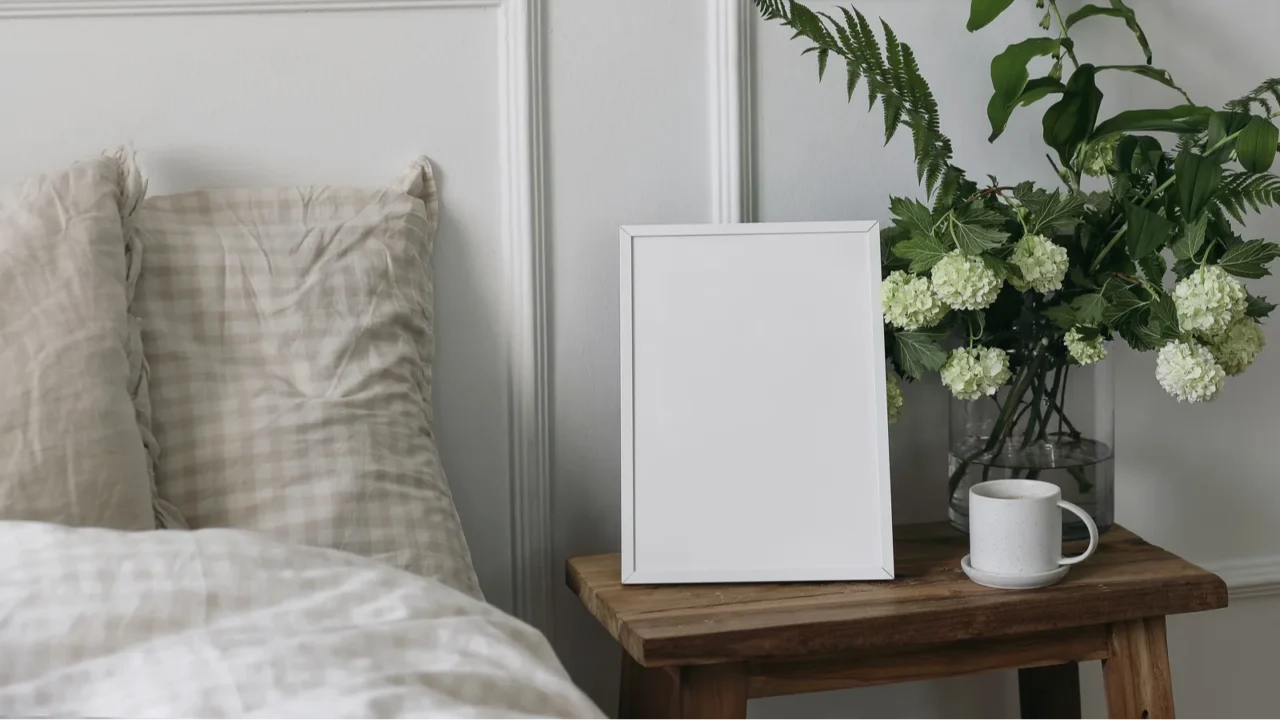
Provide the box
[893,330,948,380]
[1218,239,1280,279]
[788,2,828,43]
[1110,0,1153,63]
[1115,135,1163,175]
[1175,152,1222,220]
[1148,294,1181,339]
[1064,4,1128,28]
[1064,1,1152,63]
[1018,77,1066,107]
[889,196,938,237]
[1120,318,1161,351]
[1093,105,1212,137]
[1071,293,1109,325]
[1102,288,1145,326]
[1246,294,1278,319]
[982,254,1024,283]
[967,0,1017,32]
[893,233,952,273]
[987,38,1061,141]
[1207,111,1251,163]
[948,216,1009,256]
[1172,257,1198,280]
[1096,65,1190,103]
[1024,191,1088,235]
[1171,214,1208,261]
[1044,303,1077,329]
[1139,252,1168,285]
[1043,65,1103,167]
[1125,203,1174,260]
[1070,265,1099,290]
[1237,116,1280,173]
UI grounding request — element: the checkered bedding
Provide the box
[0,521,601,719]
[131,159,480,598]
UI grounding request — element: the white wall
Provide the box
[0,0,1272,715]
[547,0,1280,716]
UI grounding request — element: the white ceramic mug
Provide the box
[969,479,1099,576]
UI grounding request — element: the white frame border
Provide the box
[619,221,894,584]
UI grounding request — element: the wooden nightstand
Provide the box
[566,522,1227,719]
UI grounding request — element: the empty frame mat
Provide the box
[620,223,893,584]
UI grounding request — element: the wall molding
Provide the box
[1210,555,1280,600]
[11,0,554,635]
[498,0,554,636]
[710,0,754,223]
[0,0,498,17]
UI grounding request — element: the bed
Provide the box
[0,3,593,716]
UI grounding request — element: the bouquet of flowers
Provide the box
[757,0,1280,497]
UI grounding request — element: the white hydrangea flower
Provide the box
[1173,265,1247,337]
[881,270,948,330]
[1082,134,1121,178]
[886,372,904,423]
[1156,340,1226,403]
[1010,233,1069,294]
[940,346,1012,401]
[1065,327,1107,365]
[931,250,1002,311]
[1208,316,1265,376]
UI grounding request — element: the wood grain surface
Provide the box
[568,522,1228,667]
[1104,616,1176,718]
[746,627,1105,698]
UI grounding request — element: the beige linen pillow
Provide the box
[132,159,481,598]
[0,153,158,529]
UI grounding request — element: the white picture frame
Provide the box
[620,222,894,584]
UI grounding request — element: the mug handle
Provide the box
[1057,501,1099,566]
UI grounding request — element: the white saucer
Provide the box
[961,554,1069,590]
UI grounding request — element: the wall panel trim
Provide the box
[0,0,498,17]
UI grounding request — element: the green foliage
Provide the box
[1124,203,1172,260]
[1226,78,1280,115]
[1216,171,1280,222]
[752,0,953,194]
[1175,152,1222,220]
[1042,65,1103,169]
[987,38,1062,141]
[892,329,948,380]
[757,0,1280,407]
[1064,1,1151,63]
[1247,294,1278,319]
[1219,240,1280,279]
[967,0,1016,32]
[1237,117,1279,173]
[1093,105,1213,137]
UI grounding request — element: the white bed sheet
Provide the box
[0,522,601,719]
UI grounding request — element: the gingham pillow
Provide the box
[132,159,480,598]
[0,152,159,530]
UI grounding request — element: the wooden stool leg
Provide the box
[620,650,677,718]
[1019,661,1082,718]
[1103,617,1175,719]
[678,663,748,719]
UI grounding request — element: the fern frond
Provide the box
[1226,78,1280,115]
[752,0,790,22]
[1216,170,1280,222]
[757,0,955,198]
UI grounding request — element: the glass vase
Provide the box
[947,355,1115,541]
